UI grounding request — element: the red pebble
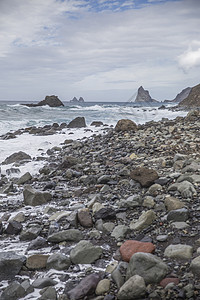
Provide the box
[119,240,156,262]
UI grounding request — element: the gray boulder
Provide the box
[48,229,83,243]
[17,172,32,185]
[67,117,86,128]
[164,244,193,260]
[117,275,146,300]
[0,251,26,280]
[1,281,26,300]
[126,253,168,284]
[2,151,31,165]
[23,185,52,206]
[67,273,101,300]
[47,253,71,270]
[70,240,102,264]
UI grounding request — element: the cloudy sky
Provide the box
[0,0,200,102]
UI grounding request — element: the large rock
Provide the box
[164,87,191,103]
[130,167,159,187]
[126,253,168,284]
[2,151,31,165]
[115,119,137,132]
[47,229,83,243]
[134,86,158,103]
[23,185,52,206]
[117,275,146,300]
[67,273,101,300]
[22,95,64,107]
[164,244,193,259]
[70,240,102,264]
[179,83,200,107]
[47,253,71,270]
[26,254,49,270]
[190,256,200,276]
[120,240,156,262]
[0,251,26,280]
[67,117,86,128]
[1,281,26,300]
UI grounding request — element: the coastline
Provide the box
[0,109,199,299]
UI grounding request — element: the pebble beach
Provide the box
[0,109,200,299]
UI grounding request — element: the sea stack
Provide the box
[178,83,200,107]
[22,95,64,107]
[135,86,158,103]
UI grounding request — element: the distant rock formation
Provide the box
[135,86,158,103]
[70,97,85,103]
[164,87,191,103]
[178,83,200,107]
[22,95,64,107]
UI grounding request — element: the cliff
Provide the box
[178,83,200,107]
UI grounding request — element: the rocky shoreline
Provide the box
[0,109,200,299]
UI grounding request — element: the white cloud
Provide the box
[178,41,200,71]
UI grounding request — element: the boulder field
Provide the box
[0,110,199,299]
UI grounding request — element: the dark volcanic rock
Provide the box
[0,251,26,280]
[135,86,158,103]
[2,151,31,165]
[67,117,86,128]
[5,220,23,235]
[22,95,64,107]
[130,167,159,187]
[66,273,101,300]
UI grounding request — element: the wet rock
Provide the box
[115,119,137,132]
[32,277,57,288]
[23,185,52,206]
[27,236,48,251]
[39,286,57,300]
[5,220,22,235]
[21,279,34,294]
[67,117,86,128]
[70,240,102,264]
[130,210,156,231]
[164,244,193,259]
[47,253,71,270]
[91,121,104,126]
[26,254,49,270]
[126,253,168,284]
[118,195,142,208]
[1,281,26,300]
[48,229,83,243]
[66,273,101,300]
[120,240,156,262]
[20,224,42,241]
[117,275,146,300]
[17,172,32,184]
[9,212,25,223]
[0,251,26,280]
[2,151,31,165]
[130,167,159,187]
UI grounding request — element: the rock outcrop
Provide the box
[70,97,85,103]
[22,95,64,107]
[135,86,158,103]
[178,83,200,107]
[164,87,191,103]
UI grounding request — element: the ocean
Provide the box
[0,101,187,177]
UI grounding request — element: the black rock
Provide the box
[5,220,23,235]
[67,117,86,128]
[94,208,116,220]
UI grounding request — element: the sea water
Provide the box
[0,101,187,176]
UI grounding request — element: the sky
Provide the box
[0,0,200,102]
